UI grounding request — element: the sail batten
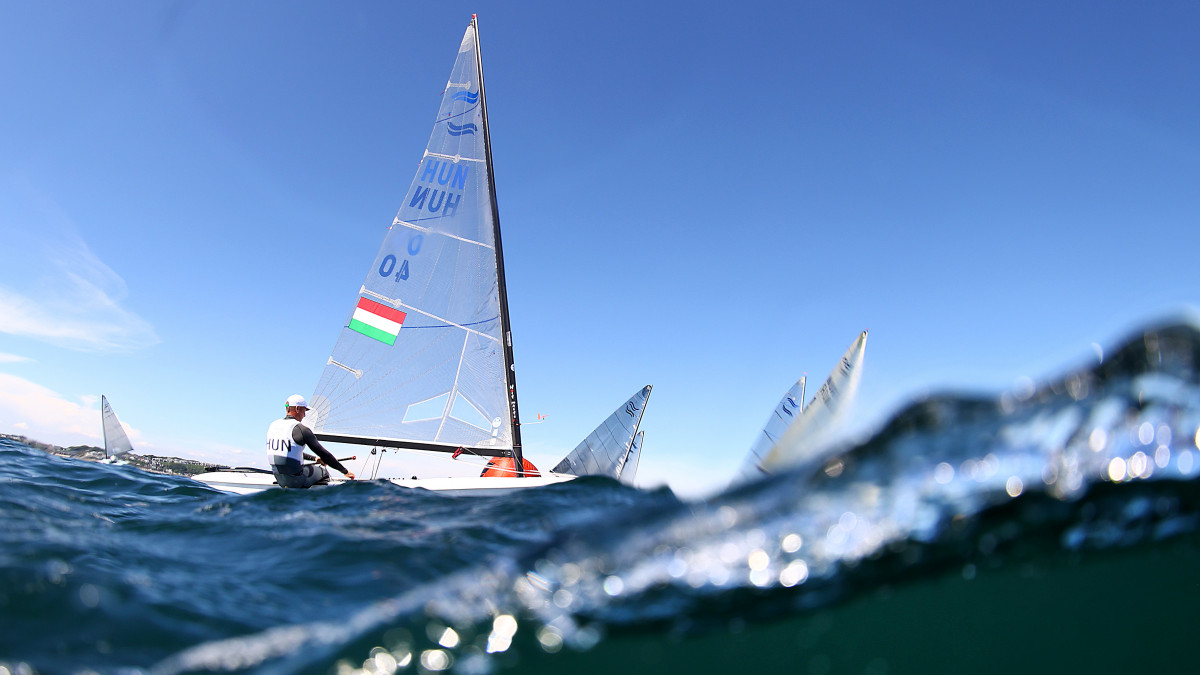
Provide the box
[389,220,496,249]
[422,152,485,164]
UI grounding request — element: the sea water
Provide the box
[3,321,1199,674]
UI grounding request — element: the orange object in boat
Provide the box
[480,455,541,478]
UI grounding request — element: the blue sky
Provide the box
[1,1,1197,498]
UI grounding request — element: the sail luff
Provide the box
[472,14,525,475]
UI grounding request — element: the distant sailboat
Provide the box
[100,395,133,464]
[553,386,652,479]
[736,331,868,482]
[192,17,651,496]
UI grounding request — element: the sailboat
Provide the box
[99,395,133,464]
[193,17,650,495]
[735,331,868,483]
[552,386,652,480]
[735,376,806,480]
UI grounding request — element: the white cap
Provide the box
[285,394,309,409]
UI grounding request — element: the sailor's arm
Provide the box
[292,425,356,479]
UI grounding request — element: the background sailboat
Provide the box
[553,386,652,479]
[735,376,806,482]
[100,395,133,464]
[735,331,868,483]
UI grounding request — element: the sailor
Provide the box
[266,394,356,488]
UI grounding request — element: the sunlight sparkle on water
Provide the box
[1155,445,1171,468]
[1108,457,1127,482]
[934,462,954,484]
[367,649,398,675]
[436,627,459,649]
[1138,422,1155,446]
[553,589,573,608]
[486,615,517,654]
[718,506,738,529]
[1180,450,1196,475]
[419,649,450,672]
[1129,452,1151,479]
[1005,476,1023,497]
[1157,424,1172,446]
[781,533,803,553]
[536,626,563,653]
[602,575,624,596]
[779,560,809,588]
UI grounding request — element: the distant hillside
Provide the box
[1,432,225,477]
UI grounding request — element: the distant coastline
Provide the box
[1,432,224,477]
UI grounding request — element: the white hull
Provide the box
[191,471,282,495]
[191,470,576,496]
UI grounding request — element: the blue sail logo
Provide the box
[447,122,478,136]
[452,90,479,104]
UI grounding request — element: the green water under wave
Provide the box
[507,534,1199,674]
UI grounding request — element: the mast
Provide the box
[472,15,525,476]
[101,395,111,460]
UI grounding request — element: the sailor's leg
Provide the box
[301,463,331,487]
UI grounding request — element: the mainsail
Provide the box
[100,395,134,459]
[552,386,652,478]
[740,331,868,479]
[309,17,523,465]
[736,376,806,481]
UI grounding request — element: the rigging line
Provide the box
[359,288,501,342]
[438,105,480,124]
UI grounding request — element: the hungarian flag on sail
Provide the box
[348,297,407,346]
